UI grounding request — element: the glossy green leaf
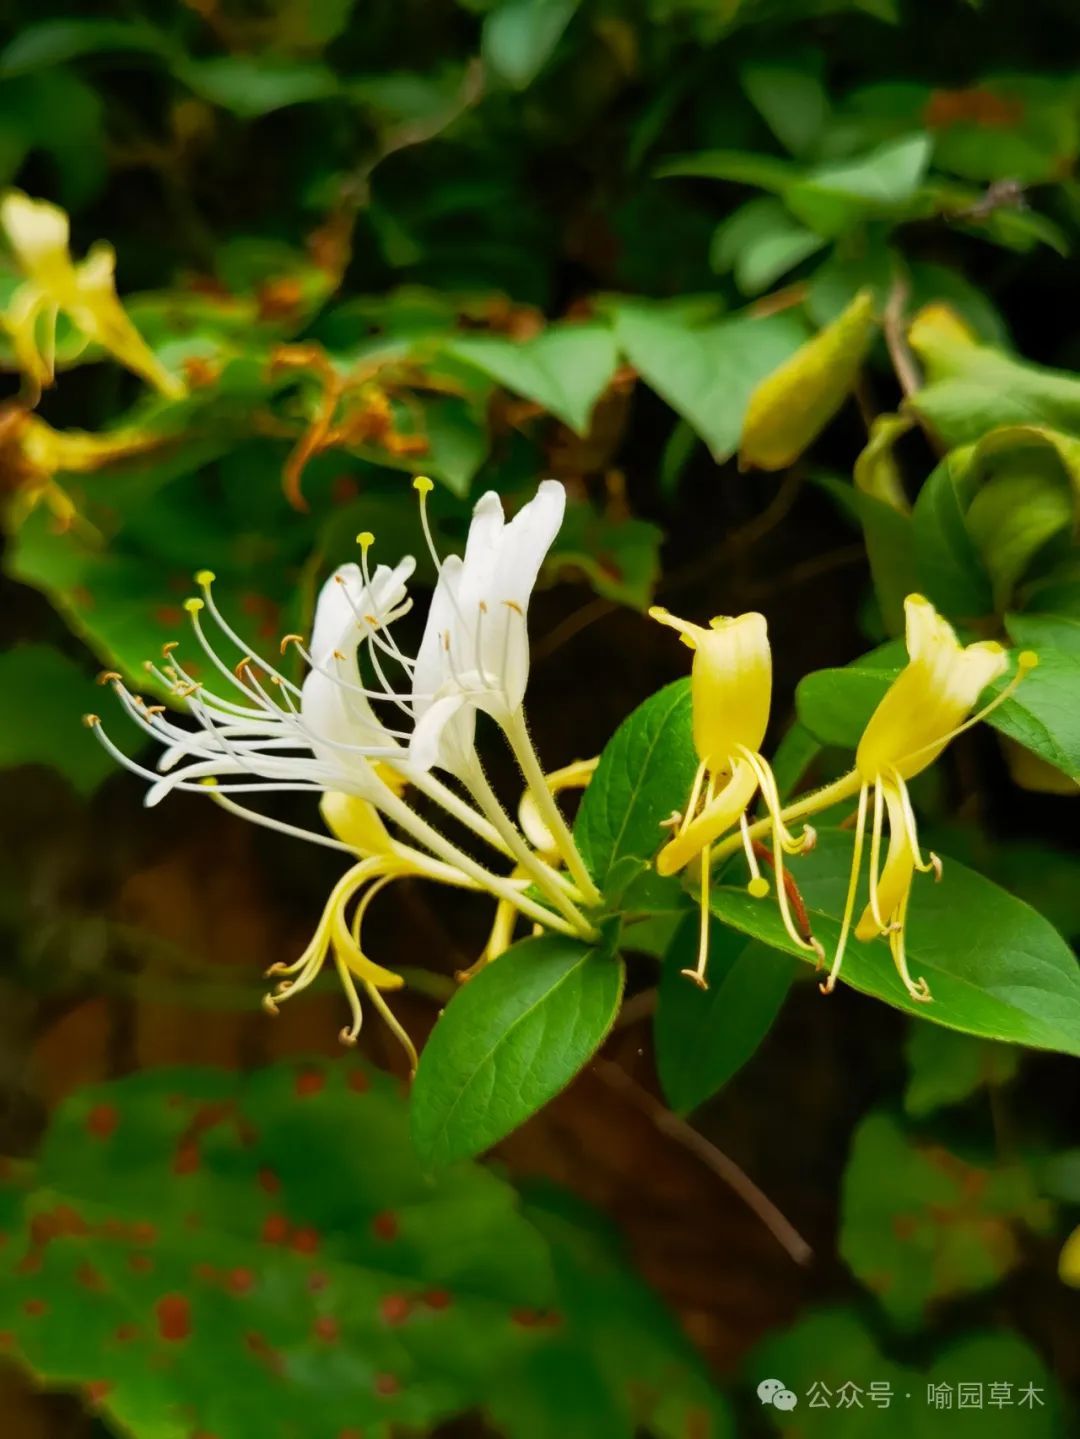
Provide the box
[573,679,697,903]
[712,829,1080,1054]
[741,62,829,158]
[411,934,625,1166]
[0,1061,727,1437]
[614,304,807,461]
[904,1023,1020,1118]
[841,1111,1051,1327]
[655,918,797,1114]
[911,452,994,618]
[445,323,619,435]
[989,647,1080,781]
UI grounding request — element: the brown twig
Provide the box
[883,272,922,402]
[593,1060,813,1266]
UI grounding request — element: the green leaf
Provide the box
[656,149,802,193]
[0,645,119,796]
[840,1111,1051,1327]
[911,451,994,618]
[741,62,829,158]
[904,1023,1020,1118]
[1007,609,1080,657]
[0,1061,727,1437]
[614,303,807,461]
[785,134,932,236]
[711,829,1080,1055]
[655,918,796,1114]
[411,934,625,1166]
[482,0,580,90]
[549,504,663,609]
[573,679,697,903]
[710,198,825,295]
[988,646,1080,781]
[751,1308,1063,1435]
[0,19,175,76]
[178,56,342,117]
[445,323,618,435]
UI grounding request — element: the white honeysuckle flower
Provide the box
[409,478,566,776]
[85,477,602,1056]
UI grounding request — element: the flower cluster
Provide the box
[88,479,600,1066]
[654,594,1035,1001]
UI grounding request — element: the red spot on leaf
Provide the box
[115,1324,140,1343]
[290,1226,319,1255]
[23,1299,47,1317]
[131,1222,157,1246]
[193,1263,218,1284]
[129,1254,153,1274]
[244,1331,284,1375]
[379,1294,410,1326]
[371,1211,398,1242]
[16,1252,41,1276]
[85,1380,114,1405]
[261,1214,289,1245]
[313,1316,339,1343]
[308,1271,329,1293]
[155,1294,191,1343]
[423,1288,451,1311]
[374,1373,399,1398]
[257,1168,281,1195]
[173,1145,200,1176]
[338,1430,364,1439]
[346,1069,369,1094]
[155,605,184,628]
[87,1105,118,1140]
[227,1267,254,1295]
[295,1067,325,1098]
[0,1331,14,1347]
[511,1307,541,1328]
[331,474,360,505]
[76,1261,105,1292]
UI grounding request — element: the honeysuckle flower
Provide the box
[649,606,818,987]
[86,478,602,1058]
[0,190,185,400]
[822,594,1036,1001]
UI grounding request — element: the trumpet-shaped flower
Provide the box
[650,606,818,986]
[86,479,601,1057]
[1,190,184,400]
[823,594,1036,1001]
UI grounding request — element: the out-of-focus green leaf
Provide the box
[614,303,807,461]
[741,61,829,158]
[0,18,176,76]
[445,323,618,435]
[911,451,994,619]
[482,0,581,90]
[710,198,825,295]
[548,505,663,609]
[751,1308,1062,1436]
[411,934,625,1166]
[656,149,802,192]
[841,1111,1051,1327]
[0,645,118,795]
[904,1022,1020,1118]
[655,918,796,1114]
[785,134,932,235]
[712,830,1080,1054]
[178,56,342,117]
[0,1061,726,1437]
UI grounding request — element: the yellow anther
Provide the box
[279,633,304,655]
[183,597,204,614]
[234,657,252,677]
[747,876,770,899]
[145,704,165,716]
[504,599,523,615]
[162,641,179,656]
[356,530,375,549]
[1018,650,1038,671]
[96,670,121,685]
[199,776,218,788]
[82,713,100,726]
[412,475,433,495]
[195,569,216,587]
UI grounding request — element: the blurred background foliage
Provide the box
[0,0,1078,1435]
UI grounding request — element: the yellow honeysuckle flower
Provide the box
[650,606,819,987]
[0,190,185,400]
[823,594,1037,1001]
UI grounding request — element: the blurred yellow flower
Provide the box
[0,190,185,400]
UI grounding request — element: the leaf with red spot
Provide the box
[0,1061,730,1439]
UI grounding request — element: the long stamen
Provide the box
[678,758,710,838]
[889,891,932,1003]
[412,475,442,575]
[355,531,416,672]
[890,771,942,878]
[195,571,304,696]
[741,811,770,899]
[740,748,819,955]
[822,783,870,994]
[867,778,889,933]
[682,838,713,990]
